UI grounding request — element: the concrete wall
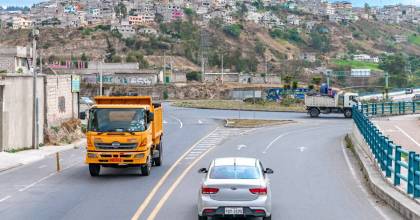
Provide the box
[1,75,45,151]
[204,73,239,83]
[45,75,76,127]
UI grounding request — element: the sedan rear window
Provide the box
[210,165,261,179]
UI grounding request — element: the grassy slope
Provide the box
[409,35,420,46]
[332,59,381,71]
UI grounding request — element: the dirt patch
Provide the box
[225,119,295,128]
[44,119,85,145]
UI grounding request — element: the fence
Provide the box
[360,101,420,116]
[353,101,420,198]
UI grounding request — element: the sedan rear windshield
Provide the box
[210,165,261,179]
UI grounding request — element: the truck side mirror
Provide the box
[148,112,154,123]
[79,112,86,120]
[198,168,208,173]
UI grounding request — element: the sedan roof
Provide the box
[213,157,257,167]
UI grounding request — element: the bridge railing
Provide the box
[360,101,420,116]
[353,103,420,198]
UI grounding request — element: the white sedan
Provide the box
[198,157,273,220]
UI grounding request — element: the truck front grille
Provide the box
[95,143,138,150]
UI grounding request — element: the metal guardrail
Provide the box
[360,101,420,116]
[353,102,420,198]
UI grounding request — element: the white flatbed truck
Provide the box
[305,92,359,118]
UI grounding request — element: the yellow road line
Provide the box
[146,145,215,220]
[130,127,219,220]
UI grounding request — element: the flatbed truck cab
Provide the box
[84,96,163,176]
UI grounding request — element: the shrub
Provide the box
[186,71,201,81]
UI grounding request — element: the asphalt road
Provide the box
[0,103,403,220]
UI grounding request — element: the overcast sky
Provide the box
[0,0,419,7]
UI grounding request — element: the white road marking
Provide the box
[298,146,306,152]
[171,116,183,129]
[262,127,320,154]
[38,165,47,169]
[19,173,55,192]
[198,120,203,124]
[395,125,420,147]
[341,139,392,220]
[262,132,291,154]
[163,120,168,124]
[237,144,247,150]
[0,195,11,202]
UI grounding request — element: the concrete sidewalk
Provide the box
[0,139,85,172]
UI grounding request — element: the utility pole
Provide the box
[31,28,39,150]
[163,51,166,84]
[99,58,103,96]
[221,53,224,84]
[384,72,389,101]
[327,71,330,87]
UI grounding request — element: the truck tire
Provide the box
[344,109,352,118]
[153,142,163,167]
[89,164,100,176]
[141,155,152,176]
[309,108,320,118]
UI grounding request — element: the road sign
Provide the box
[72,75,80,93]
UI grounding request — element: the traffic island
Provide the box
[348,124,420,220]
[172,100,306,112]
[225,119,295,128]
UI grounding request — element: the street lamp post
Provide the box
[31,28,40,150]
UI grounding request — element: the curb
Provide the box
[0,163,23,173]
[348,129,420,220]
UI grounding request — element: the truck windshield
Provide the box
[88,108,146,132]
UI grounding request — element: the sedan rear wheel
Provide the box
[263,215,272,220]
[198,215,207,220]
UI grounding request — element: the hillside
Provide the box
[0,14,419,87]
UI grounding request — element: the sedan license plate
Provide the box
[110,158,122,163]
[225,207,243,215]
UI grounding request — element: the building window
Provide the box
[58,96,66,113]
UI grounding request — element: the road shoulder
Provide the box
[0,139,85,173]
[348,128,420,220]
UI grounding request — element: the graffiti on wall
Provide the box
[83,75,154,86]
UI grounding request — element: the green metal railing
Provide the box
[353,103,420,198]
[360,101,420,116]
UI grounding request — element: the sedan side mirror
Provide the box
[264,168,274,174]
[79,112,86,120]
[198,168,208,173]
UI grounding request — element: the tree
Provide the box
[255,40,266,57]
[364,3,370,14]
[310,28,331,53]
[223,24,242,38]
[292,80,298,90]
[311,76,322,86]
[283,75,292,89]
[114,2,127,23]
[379,53,408,88]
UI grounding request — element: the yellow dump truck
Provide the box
[82,96,163,176]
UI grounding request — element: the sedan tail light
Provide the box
[249,187,267,195]
[201,186,219,194]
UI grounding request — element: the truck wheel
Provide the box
[309,108,320,118]
[141,156,152,176]
[153,142,163,167]
[344,109,352,118]
[89,164,100,176]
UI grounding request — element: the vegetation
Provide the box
[223,24,242,38]
[408,34,420,46]
[332,59,381,71]
[186,71,201,81]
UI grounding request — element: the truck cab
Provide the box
[84,96,163,176]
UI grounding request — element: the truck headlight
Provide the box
[134,153,144,158]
